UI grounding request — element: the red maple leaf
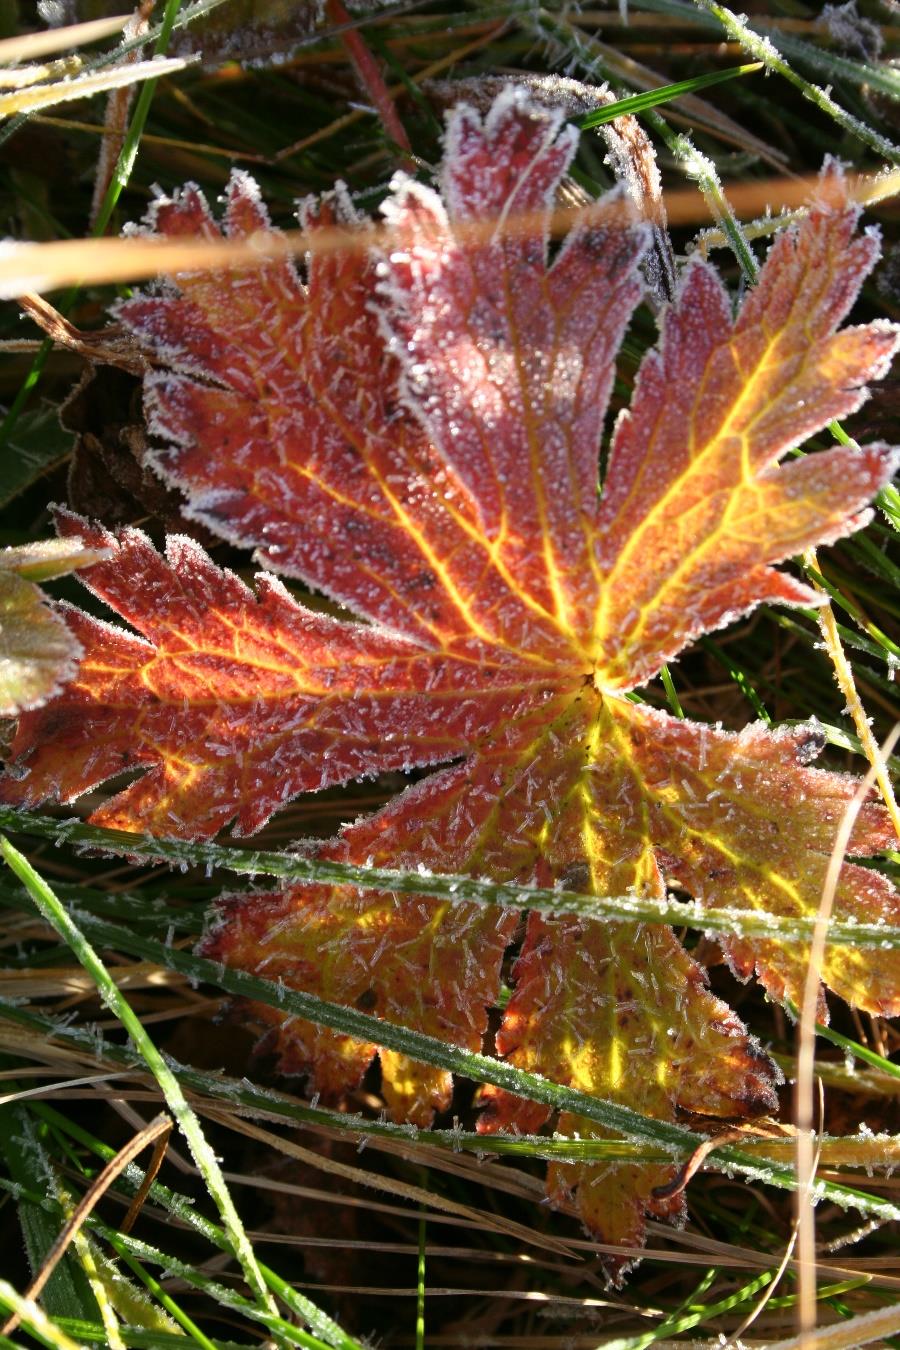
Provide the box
[4,92,898,1268]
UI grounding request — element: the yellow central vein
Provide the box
[592,300,809,663]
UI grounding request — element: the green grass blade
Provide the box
[578,61,761,127]
[0,834,352,1350]
[802,564,900,662]
[0,1101,98,1324]
[0,1280,86,1350]
[59,1330,249,1350]
[632,0,900,102]
[694,0,900,163]
[783,1001,900,1085]
[0,809,896,949]
[0,1126,354,1350]
[58,1330,250,1350]
[0,404,73,508]
[659,664,685,718]
[100,1228,341,1350]
[5,897,896,1224]
[700,638,771,723]
[91,0,185,238]
[4,999,894,1168]
[99,1246,219,1350]
[594,1270,773,1349]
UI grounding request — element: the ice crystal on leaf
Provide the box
[4,90,900,1272]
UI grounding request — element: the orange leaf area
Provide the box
[480,917,777,1271]
[6,510,568,837]
[4,90,899,1266]
[204,689,894,1259]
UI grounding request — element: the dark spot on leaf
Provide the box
[407,570,437,591]
[561,862,590,892]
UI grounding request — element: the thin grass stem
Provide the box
[0,835,306,1346]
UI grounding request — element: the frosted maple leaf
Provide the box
[4,90,899,1269]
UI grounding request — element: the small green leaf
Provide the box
[0,539,107,716]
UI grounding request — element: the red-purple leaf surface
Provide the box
[3,90,899,1267]
[9,509,559,838]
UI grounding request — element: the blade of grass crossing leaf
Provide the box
[775,609,900,695]
[779,386,900,851]
[826,552,900,620]
[578,62,761,128]
[792,733,898,1338]
[803,559,900,839]
[0,999,716,1168]
[822,619,898,667]
[0,835,308,1347]
[0,807,896,949]
[803,564,900,663]
[10,903,896,1225]
[1,1000,892,1169]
